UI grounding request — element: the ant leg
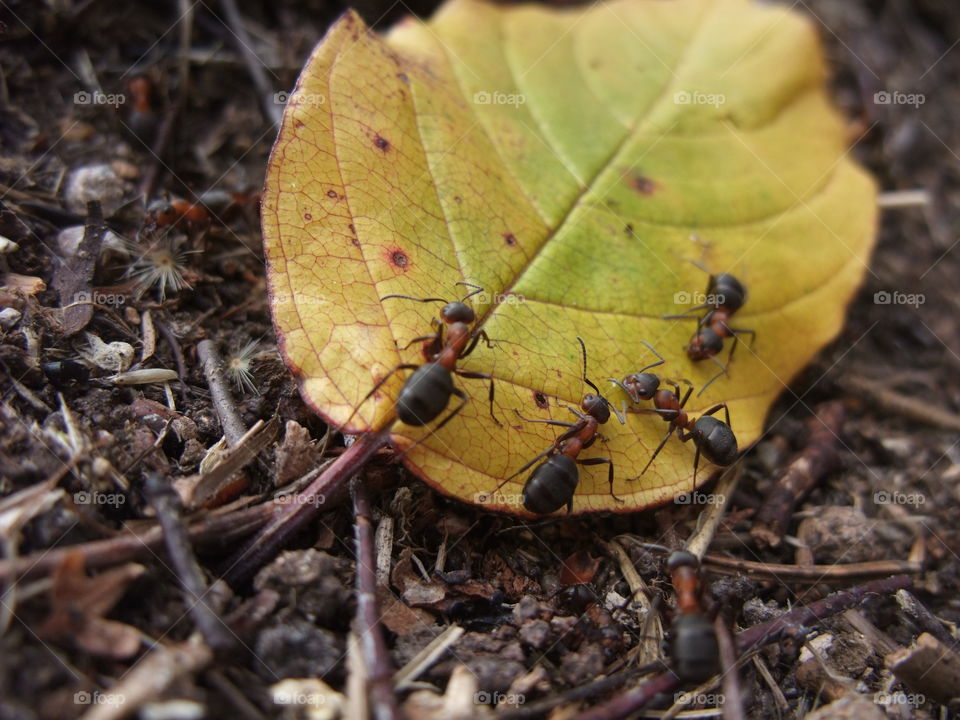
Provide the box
[677,380,694,409]
[460,330,498,359]
[398,333,440,351]
[514,408,578,429]
[700,403,731,428]
[492,445,560,494]
[557,402,589,422]
[578,457,622,503]
[695,356,728,398]
[729,326,756,349]
[675,431,704,493]
[455,281,484,302]
[607,377,641,405]
[341,363,420,429]
[630,425,675,480]
[455,369,501,426]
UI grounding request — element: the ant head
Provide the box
[711,273,746,312]
[581,394,611,423]
[624,372,660,401]
[441,301,475,324]
[693,415,738,465]
[687,328,723,359]
[666,550,698,572]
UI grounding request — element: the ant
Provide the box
[488,337,624,515]
[666,265,755,396]
[608,341,738,489]
[665,550,720,683]
[347,282,501,442]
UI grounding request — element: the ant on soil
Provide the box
[666,259,755,396]
[487,337,624,515]
[346,282,501,448]
[608,341,738,490]
[665,550,721,683]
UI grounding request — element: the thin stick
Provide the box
[752,401,845,548]
[218,0,283,126]
[351,478,402,720]
[394,625,464,690]
[197,339,247,445]
[143,472,235,651]
[685,462,741,560]
[842,374,960,432]
[221,429,390,587]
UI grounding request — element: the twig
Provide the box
[143,472,235,651]
[841,374,960,432]
[736,575,913,654]
[78,633,213,720]
[574,671,680,720]
[700,555,921,583]
[55,200,105,335]
[715,616,745,720]
[221,429,390,588]
[685,462,741,560]
[187,417,279,509]
[752,401,846,548]
[894,589,955,646]
[886,632,960,705]
[218,0,283,126]
[197,339,247,445]
[351,478,402,720]
[606,539,663,667]
[154,317,190,402]
[876,189,930,208]
[394,625,464,691]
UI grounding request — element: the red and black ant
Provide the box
[666,550,720,683]
[609,341,738,489]
[667,268,755,396]
[347,282,501,441]
[488,337,624,515]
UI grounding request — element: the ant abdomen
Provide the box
[711,273,746,312]
[396,363,454,426]
[668,613,720,683]
[693,416,738,465]
[523,455,579,515]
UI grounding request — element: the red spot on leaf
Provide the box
[304,213,312,221]
[533,391,549,409]
[387,248,409,269]
[397,73,410,85]
[294,120,305,129]
[374,134,390,151]
[327,190,338,199]
[629,174,658,195]
[503,233,517,246]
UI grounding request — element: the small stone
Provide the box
[63,163,129,217]
[0,307,22,329]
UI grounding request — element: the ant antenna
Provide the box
[576,336,625,425]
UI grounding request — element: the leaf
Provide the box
[262,0,877,514]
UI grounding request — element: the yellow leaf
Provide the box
[263,0,877,515]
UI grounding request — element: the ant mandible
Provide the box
[489,337,624,515]
[347,282,501,443]
[666,550,720,683]
[666,262,755,396]
[608,341,738,489]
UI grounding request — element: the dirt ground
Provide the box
[1,0,959,719]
